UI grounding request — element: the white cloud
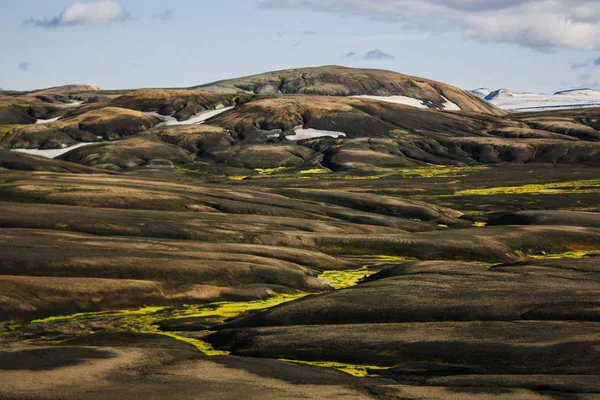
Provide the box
[23,0,128,29]
[260,0,600,51]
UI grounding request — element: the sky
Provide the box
[1,0,600,93]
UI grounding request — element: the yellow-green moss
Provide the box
[454,179,600,196]
[518,250,600,260]
[397,165,490,178]
[474,221,487,227]
[255,167,288,175]
[0,124,20,139]
[31,306,167,324]
[279,359,395,377]
[170,293,308,322]
[318,268,373,289]
[228,175,248,181]
[299,168,331,174]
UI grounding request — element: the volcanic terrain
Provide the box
[0,66,599,400]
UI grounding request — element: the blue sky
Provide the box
[1,0,599,93]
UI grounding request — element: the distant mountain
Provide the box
[471,87,600,112]
[469,88,493,98]
[554,88,600,97]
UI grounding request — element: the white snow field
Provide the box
[286,125,347,141]
[12,143,94,159]
[352,95,461,111]
[144,106,234,126]
[471,88,600,112]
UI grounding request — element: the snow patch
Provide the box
[35,116,61,124]
[352,95,428,109]
[352,95,461,111]
[441,96,461,111]
[12,143,94,159]
[144,106,234,127]
[286,125,346,141]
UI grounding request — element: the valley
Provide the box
[0,66,599,400]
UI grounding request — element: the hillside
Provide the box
[193,65,506,115]
[1,66,600,400]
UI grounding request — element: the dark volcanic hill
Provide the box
[192,65,505,115]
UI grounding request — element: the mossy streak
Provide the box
[517,250,600,259]
[254,167,289,175]
[19,269,382,373]
[279,359,395,377]
[171,293,308,322]
[318,267,373,289]
[31,306,167,324]
[454,179,600,196]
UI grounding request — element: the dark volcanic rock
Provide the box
[217,259,600,328]
[107,89,238,121]
[58,133,194,170]
[0,149,111,173]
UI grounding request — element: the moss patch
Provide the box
[318,267,373,289]
[517,250,600,260]
[0,124,20,140]
[454,179,600,196]
[279,359,395,377]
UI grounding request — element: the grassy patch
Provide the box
[255,167,288,175]
[279,359,395,377]
[299,168,331,174]
[397,165,490,178]
[0,124,20,140]
[454,179,600,196]
[517,250,600,259]
[228,175,248,181]
[318,267,373,289]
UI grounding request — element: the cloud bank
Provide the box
[23,0,128,29]
[260,0,600,51]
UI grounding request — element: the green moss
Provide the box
[279,359,395,377]
[397,165,490,178]
[21,269,378,362]
[170,293,308,322]
[299,168,331,174]
[454,179,600,196]
[371,255,412,261]
[318,268,373,289]
[519,250,600,260]
[255,167,288,175]
[228,175,248,181]
[0,103,31,109]
[473,222,487,227]
[0,124,20,140]
[31,306,167,324]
